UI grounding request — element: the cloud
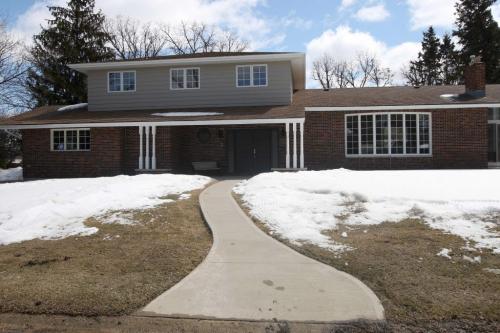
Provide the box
[10,0,297,50]
[306,26,421,87]
[406,0,456,30]
[340,0,357,11]
[354,4,390,22]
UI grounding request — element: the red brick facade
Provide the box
[304,109,488,170]
[20,109,488,178]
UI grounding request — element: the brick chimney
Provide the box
[464,55,486,97]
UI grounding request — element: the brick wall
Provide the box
[22,128,124,178]
[304,108,488,170]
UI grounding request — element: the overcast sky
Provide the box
[3,0,500,87]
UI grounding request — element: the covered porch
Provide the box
[134,119,305,175]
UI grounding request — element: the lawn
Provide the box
[0,174,212,316]
[234,169,500,331]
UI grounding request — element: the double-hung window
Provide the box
[51,129,91,151]
[345,113,432,156]
[108,71,136,92]
[170,68,200,90]
[236,64,267,87]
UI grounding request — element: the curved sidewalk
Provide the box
[140,180,384,322]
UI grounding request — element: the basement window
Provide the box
[51,129,91,151]
[346,113,432,157]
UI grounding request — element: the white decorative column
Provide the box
[138,126,144,169]
[292,122,297,169]
[151,125,157,170]
[300,122,304,169]
[145,126,150,170]
[285,123,290,169]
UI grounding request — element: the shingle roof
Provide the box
[98,52,297,63]
[2,84,500,127]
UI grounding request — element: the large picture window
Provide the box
[236,64,268,87]
[51,129,91,151]
[170,68,200,90]
[345,113,431,156]
[108,71,136,92]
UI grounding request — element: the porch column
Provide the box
[300,121,304,169]
[145,126,150,170]
[138,126,144,169]
[285,122,290,168]
[293,122,298,169]
[151,125,157,170]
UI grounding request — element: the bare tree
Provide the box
[105,17,167,59]
[312,52,393,89]
[161,22,248,55]
[0,20,30,116]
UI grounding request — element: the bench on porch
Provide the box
[192,161,221,174]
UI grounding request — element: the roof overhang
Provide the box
[305,103,500,112]
[0,117,305,130]
[69,53,306,90]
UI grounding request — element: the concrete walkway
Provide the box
[140,180,384,322]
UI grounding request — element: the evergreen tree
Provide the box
[404,26,443,86]
[453,0,500,83]
[27,0,114,106]
[440,34,460,85]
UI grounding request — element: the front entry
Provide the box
[233,129,273,174]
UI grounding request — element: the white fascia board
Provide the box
[69,53,305,72]
[0,117,305,130]
[305,104,500,112]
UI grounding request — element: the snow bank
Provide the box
[0,174,210,245]
[0,167,22,182]
[57,103,88,112]
[152,112,223,117]
[234,169,500,253]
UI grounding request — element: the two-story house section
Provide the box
[1,51,500,178]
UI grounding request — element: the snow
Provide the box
[0,167,22,182]
[57,103,88,112]
[0,174,210,245]
[437,248,452,259]
[234,169,500,253]
[152,112,223,117]
[463,255,482,264]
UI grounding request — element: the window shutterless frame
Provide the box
[344,112,432,158]
[235,64,268,88]
[50,128,91,152]
[169,67,201,90]
[107,71,136,93]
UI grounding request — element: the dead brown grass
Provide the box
[0,190,212,316]
[234,194,500,331]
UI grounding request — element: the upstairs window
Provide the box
[170,68,200,90]
[108,71,136,92]
[51,129,91,151]
[236,64,267,87]
[345,113,431,157]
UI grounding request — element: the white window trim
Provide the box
[169,67,201,90]
[50,128,91,152]
[344,112,432,158]
[107,71,136,93]
[236,64,268,88]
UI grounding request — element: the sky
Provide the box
[3,0,500,87]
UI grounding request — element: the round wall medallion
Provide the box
[197,128,211,143]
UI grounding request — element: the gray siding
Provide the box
[87,61,292,111]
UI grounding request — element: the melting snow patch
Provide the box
[483,268,500,275]
[57,103,88,112]
[152,112,223,117]
[463,255,482,264]
[102,212,136,225]
[234,169,500,254]
[0,167,22,182]
[437,248,452,259]
[341,232,348,238]
[0,174,211,245]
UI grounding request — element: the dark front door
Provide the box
[234,129,272,174]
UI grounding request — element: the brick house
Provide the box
[1,52,500,178]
